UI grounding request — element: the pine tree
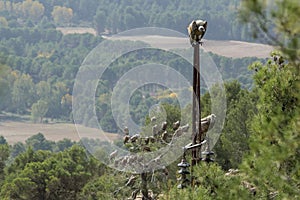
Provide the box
[237,1,300,198]
[240,52,299,199]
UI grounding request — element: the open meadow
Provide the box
[57,27,273,58]
[0,120,119,144]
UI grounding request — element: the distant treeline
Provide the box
[0,0,251,41]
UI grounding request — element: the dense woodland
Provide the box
[0,0,260,131]
[0,0,248,40]
[0,0,299,199]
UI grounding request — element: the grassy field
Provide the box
[56,27,97,36]
[106,35,273,58]
[57,27,273,58]
[0,120,120,144]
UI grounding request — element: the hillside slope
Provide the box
[56,27,273,58]
[104,35,273,58]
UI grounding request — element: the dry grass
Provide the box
[0,121,120,144]
[56,27,97,36]
[57,27,273,58]
[106,35,274,58]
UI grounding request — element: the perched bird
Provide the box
[109,150,118,161]
[187,19,207,46]
[123,126,129,135]
[161,121,167,131]
[201,114,216,133]
[152,124,158,137]
[150,116,156,123]
[131,189,139,199]
[162,166,169,176]
[123,135,130,144]
[173,121,180,130]
[130,134,140,143]
[143,146,151,152]
[125,175,137,187]
[144,137,150,145]
[121,156,129,166]
[149,136,156,143]
[162,131,168,141]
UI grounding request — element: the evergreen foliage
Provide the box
[0,0,299,199]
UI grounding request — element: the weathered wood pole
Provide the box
[192,43,201,167]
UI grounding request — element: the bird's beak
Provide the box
[199,26,205,32]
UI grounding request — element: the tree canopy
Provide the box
[0,0,299,199]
